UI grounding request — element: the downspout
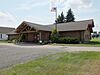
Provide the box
[83,31,84,42]
[80,31,82,42]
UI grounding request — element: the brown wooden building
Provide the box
[8,19,94,42]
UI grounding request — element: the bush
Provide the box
[8,38,17,43]
[51,29,79,44]
[58,37,66,43]
[51,29,59,43]
[58,37,79,44]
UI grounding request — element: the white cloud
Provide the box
[50,0,92,10]
[18,0,48,10]
[23,15,54,25]
[50,0,64,3]
[50,0,64,7]
[63,0,92,10]
[50,0,92,14]
[0,12,16,27]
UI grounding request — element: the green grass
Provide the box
[0,40,11,45]
[0,52,100,75]
[0,40,8,43]
[91,38,100,42]
[52,38,100,47]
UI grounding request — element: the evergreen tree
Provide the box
[56,15,61,23]
[56,12,65,23]
[66,8,75,22]
[60,12,65,23]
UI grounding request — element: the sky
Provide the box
[0,0,100,31]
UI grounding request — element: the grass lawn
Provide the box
[52,38,100,47]
[0,40,8,43]
[91,38,100,42]
[0,40,11,45]
[0,52,100,75]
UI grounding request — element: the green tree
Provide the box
[51,29,59,43]
[60,12,65,23]
[56,12,65,23]
[66,8,75,22]
[56,15,61,23]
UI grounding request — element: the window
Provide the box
[0,34,2,39]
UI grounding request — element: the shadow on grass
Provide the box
[88,41,100,45]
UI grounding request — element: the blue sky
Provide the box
[0,0,100,31]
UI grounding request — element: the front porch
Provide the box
[8,21,51,43]
[19,31,40,43]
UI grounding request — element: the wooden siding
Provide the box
[26,33,38,42]
[84,30,91,42]
[59,31,82,40]
[40,31,50,41]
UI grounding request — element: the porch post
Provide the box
[39,32,41,41]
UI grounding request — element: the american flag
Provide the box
[51,7,57,12]
[50,0,57,12]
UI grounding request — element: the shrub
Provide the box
[8,38,18,43]
[51,29,59,43]
[51,29,79,44]
[58,37,66,43]
[58,37,79,44]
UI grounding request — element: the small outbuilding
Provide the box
[0,27,15,40]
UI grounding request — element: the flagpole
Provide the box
[55,7,57,31]
[50,3,57,31]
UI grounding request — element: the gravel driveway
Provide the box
[0,44,100,69]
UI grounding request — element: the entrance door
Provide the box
[27,33,37,42]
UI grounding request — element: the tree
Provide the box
[66,8,75,22]
[56,15,61,23]
[56,12,65,24]
[51,29,59,43]
[92,31,99,38]
[60,12,65,23]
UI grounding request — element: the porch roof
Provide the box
[21,31,38,33]
[7,30,19,35]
